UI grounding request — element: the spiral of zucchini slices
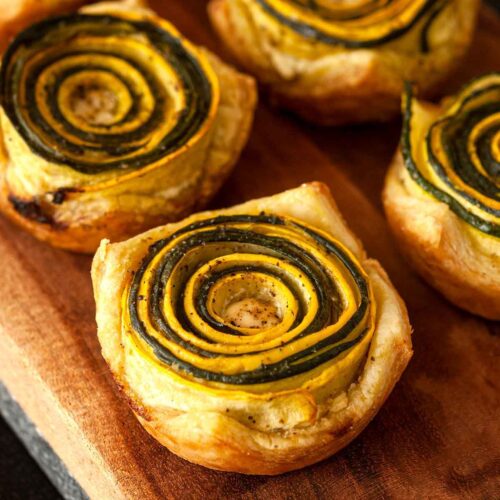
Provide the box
[384,73,500,320]
[208,0,479,124]
[0,3,256,252]
[92,183,412,474]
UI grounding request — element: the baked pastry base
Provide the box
[92,182,412,474]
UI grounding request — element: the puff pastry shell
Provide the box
[92,182,412,474]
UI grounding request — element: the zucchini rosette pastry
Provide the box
[0,3,256,253]
[383,73,500,320]
[208,0,479,124]
[92,182,412,474]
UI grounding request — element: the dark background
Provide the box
[0,417,60,499]
[1,1,499,499]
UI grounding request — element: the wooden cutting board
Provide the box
[0,2,499,499]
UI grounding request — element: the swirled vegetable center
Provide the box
[125,214,375,388]
[0,13,214,174]
[402,73,500,237]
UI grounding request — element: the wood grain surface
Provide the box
[0,2,499,499]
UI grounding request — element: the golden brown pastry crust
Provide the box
[208,0,480,125]
[383,153,500,320]
[92,182,412,474]
[0,4,256,253]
